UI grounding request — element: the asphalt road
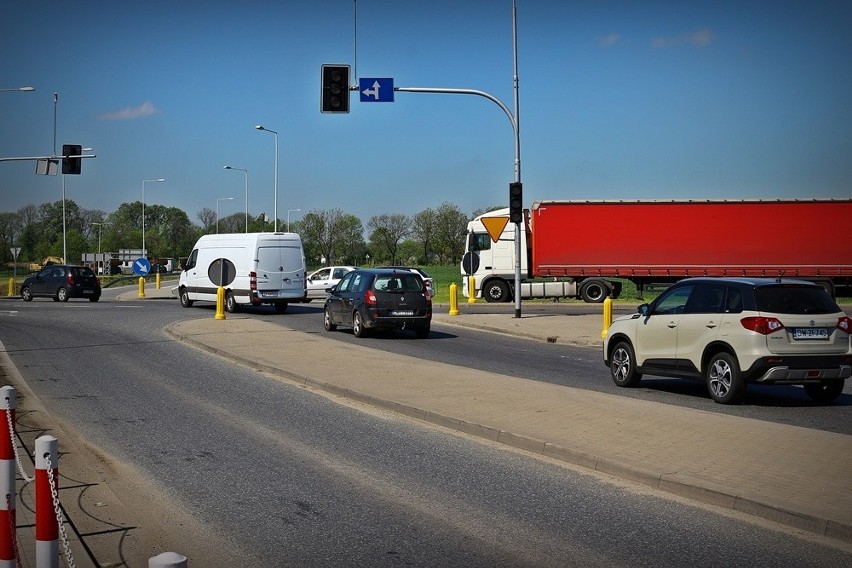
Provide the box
[0,292,850,566]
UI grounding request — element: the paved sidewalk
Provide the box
[164,311,852,544]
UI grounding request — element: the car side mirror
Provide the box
[638,303,650,316]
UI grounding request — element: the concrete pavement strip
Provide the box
[164,313,852,545]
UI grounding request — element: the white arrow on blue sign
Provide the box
[133,257,151,276]
[359,78,394,102]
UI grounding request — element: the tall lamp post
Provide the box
[287,209,301,232]
[91,222,110,253]
[142,178,165,258]
[0,86,35,93]
[255,125,279,232]
[223,165,249,232]
[216,197,234,234]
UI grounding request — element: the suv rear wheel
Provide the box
[706,352,744,404]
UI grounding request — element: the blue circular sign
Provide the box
[133,257,151,276]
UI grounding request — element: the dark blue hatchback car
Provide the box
[323,268,432,338]
[20,264,101,302]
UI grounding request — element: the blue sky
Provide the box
[2,0,850,225]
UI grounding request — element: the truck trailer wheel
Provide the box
[579,279,611,303]
[483,280,510,303]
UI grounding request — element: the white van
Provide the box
[178,232,306,313]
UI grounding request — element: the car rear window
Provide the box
[754,284,840,315]
[373,274,424,293]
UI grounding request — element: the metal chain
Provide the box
[3,397,33,483]
[5,494,22,568]
[43,453,75,568]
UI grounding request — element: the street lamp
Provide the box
[287,209,301,232]
[142,178,165,258]
[216,197,235,234]
[0,86,35,93]
[223,165,249,232]
[91,222,110,254]
[255,125,279,232]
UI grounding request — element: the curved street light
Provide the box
[0,86,35,92]
[142,178,165,257]
[255,125,279,232]
[216,197,235,234]
[223,165,249,232]
[287,209,301,232]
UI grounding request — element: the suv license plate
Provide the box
[392,310,414,316]
[792,328,828,340]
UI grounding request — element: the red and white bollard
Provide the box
[35,435,58,568]
[0,386,16,568]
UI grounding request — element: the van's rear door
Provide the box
[256,244,305,300]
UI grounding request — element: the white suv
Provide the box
[603,278,852,404]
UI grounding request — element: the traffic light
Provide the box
[321,64,350,113]
[509,182,523,223]
[62,144,82,175]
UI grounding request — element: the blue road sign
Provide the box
[359,78,394,102]
[133,257,151,276]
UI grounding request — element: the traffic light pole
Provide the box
[393,4,523,317]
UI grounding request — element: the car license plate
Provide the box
[83,290,93,294]
[792,328,828,340]
[392,310,414,316]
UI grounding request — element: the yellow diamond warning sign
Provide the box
[481,216,509,243]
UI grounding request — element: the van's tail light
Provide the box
[249,271,261,305]
[837,316,852,333]
[365,289,377,307]
[740,316,785,335]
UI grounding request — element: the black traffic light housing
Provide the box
[509,182,523,223]
[62,144,82,175]
[321,65,350,113]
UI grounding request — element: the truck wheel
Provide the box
[225,291,239,313]
[179,288,194,308]
[803,380,844,404]
[579,279,611,303]
[610,341,642,387]
[483,280,510,303]
[706,352,745,404]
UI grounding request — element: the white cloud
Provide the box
[598,33,623,48]
[651,28,715,49]
[99,101,161,121]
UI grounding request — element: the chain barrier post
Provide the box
[35,435,58,568]
[0,387,16,568]
[149,551,188,567]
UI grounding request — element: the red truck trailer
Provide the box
[462,199,852,302]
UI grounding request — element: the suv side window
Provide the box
[652,285,693,315]
[724,287,743,313]
[685,284,725,314]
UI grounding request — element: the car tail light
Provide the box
[837,316,852,333]
[67,273,75,286]
[365,289,377,307]
[740,316,785,335]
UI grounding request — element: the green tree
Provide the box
[367,213,410,265]
[300,209,365,266]
[433,202,469,264]
[411,208,437,264]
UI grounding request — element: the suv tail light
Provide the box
[365,289,377,307]
[740,316,785,335]
[837,316,852,333]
